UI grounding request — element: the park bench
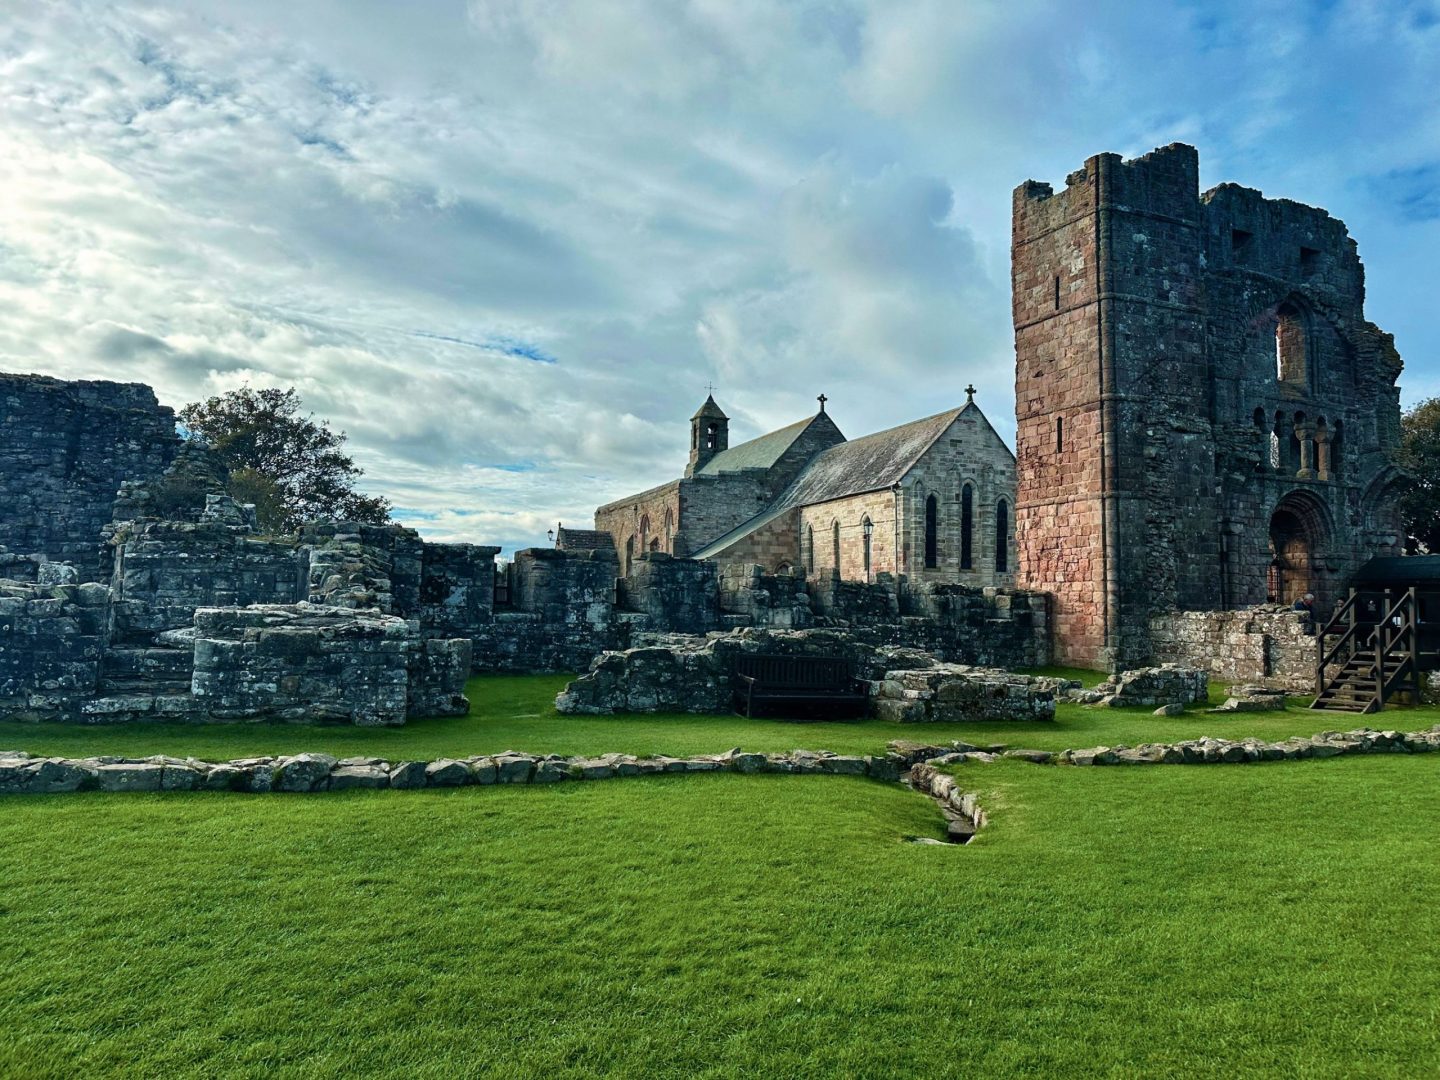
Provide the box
[731,654,870,719]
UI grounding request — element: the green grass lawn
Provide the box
[0,671,1424,763]
[2,754,1438,1077]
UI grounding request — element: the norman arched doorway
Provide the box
[1267,493,1331,607]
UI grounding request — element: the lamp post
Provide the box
[548,523,559,546]
[862,516,874,584]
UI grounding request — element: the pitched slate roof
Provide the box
[770,406,967,509]
[690,405,981,560]
[695,415,818,476]
[556,527,616,553]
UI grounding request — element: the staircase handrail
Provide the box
[1316,592,1366,679]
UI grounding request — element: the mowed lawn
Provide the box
[4,674,1440,1077]
[2,755,1438,1077]
[0,670,1418,763]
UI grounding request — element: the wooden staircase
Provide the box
[1312,588,1421,714]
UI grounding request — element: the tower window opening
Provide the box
[1055,417,1064,454]
[705,423,719,450]
[1300,246,1320,277]
[1232,229,1253,263]
[1275,303,1308,385]
[1053,276,1061,310]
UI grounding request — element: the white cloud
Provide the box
[0,0,1435,552]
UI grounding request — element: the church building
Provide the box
[594,390,1016,587]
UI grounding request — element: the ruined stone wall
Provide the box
[472,548,623,672]
[1013,143,1403,670]
[298,522,424,615]
[111,520,302,637]
[718,564,813,629]
[419,542,498,637]
[0,580,109,719]
[621,554,719,634]
[1149,607,1314,691]
[0,374,180,579]
[191,604,468,725]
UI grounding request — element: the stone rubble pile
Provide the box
[871,665,1070,723]
[1210,685,1290,713]
[1090,665,1209,708]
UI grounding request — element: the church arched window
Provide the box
[960,483,974,570]
[804,525,814,574]
[924,495,938,569]
[831,520,841,571]
[861,516,873,577]
[639,514,650,553]
[995,499,1010,573]
[624,535,634,576]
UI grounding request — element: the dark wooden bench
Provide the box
[732,654,869,719]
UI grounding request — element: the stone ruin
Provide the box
[556,628,1066,722]
[0,372,1057,726]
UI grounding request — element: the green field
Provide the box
[2,676,1439,1078]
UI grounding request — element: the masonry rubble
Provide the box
[1091,665,1209,708]
[870,664,1072,723]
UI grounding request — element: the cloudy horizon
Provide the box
[3,0,1437,551]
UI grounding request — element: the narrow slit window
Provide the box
[960,484,974,571]
[1055,417,1064,454]
[1053,275,1061,310]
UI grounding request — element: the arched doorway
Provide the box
[1267,493,1331,607]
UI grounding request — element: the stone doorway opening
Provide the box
[1268,493,1330,607]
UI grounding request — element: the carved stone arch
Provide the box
[1267,489,1336,606]
[1359,466,1407,555]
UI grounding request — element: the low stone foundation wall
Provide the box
[1149,608,1313,691]
[871,666,1067,723]
[0,746,908,793]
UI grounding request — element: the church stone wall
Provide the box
[798,490,899,584]
[1014,143,1404,670]
[0,374,180,580]
[595,480,681,567]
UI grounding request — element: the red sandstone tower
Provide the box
[1013,144,1403,670]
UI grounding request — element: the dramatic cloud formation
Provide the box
[1,0,1436,550]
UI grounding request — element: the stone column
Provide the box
[1314,428,1331,481]
[1295,422,1315,479]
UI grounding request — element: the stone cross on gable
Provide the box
[817,393,828,414]
[965,384,976,403]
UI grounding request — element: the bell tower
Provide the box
[686,394,729,476]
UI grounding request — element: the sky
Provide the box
[1,0,1437,551]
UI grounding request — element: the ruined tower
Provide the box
[1012,143,1404,669]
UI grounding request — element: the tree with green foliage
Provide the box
[1399,397,1440,554]
[178,386,390,534]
